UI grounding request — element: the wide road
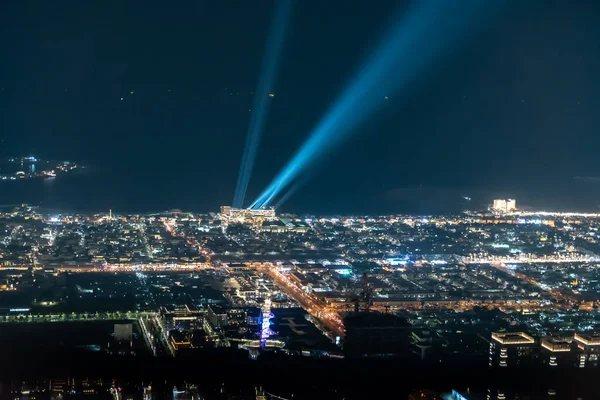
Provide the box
[260,266,345,338]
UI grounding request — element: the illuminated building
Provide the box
[506,199,516,211]
[50,378,67,394]
[221,205,232,216]
[574,333,600,367]
[492,199,517,213]
[220,206,276,223]
[260,300,275,348]
[490,332,535,367]
[208,304,228,328]
[161,305,203,331]
[260,219,287,233]
[540,336,576,367]
[169,330,191,350]
[493,199,506,211]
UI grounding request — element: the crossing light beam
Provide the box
[250,0,503,210]
[233,0,294,208]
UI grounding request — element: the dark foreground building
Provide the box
[343,311,411,358]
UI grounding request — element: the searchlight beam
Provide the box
[233,0,294,208]
[250,1,501,209]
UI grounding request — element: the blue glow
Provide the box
[273,182,301,209]
[233,0,294,208]
[260,311,275,348]
[250,1,501,209]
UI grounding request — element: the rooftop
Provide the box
[541,336,573,352]
[491,332,535,345]
[574,333,600,346]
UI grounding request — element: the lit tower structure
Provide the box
[260,298,275,348]
[492,199,517,213]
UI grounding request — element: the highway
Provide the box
[259,265,345,338]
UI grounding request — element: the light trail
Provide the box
[250,0,503,209]
[233,0,294,208]
[260,265,345,337]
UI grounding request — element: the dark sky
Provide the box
[1,1,600,214]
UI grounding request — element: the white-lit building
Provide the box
[492,199,517,213]
[220,206,276,223]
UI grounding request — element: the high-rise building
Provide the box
[540,336,578,367]
[169,330,191,350]
[490,332,535,367]
[574,332,600,367]
[492,199,517,213]
[219,206,276,222]
[493,199,507,211]
[505,199,516,212]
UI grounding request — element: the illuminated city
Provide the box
[2,0,600,398]
[4,202,600,396]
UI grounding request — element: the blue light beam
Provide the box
[250,0,502,209]
[233,0,294,209]
[273,181,302,210]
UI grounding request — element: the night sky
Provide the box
[1,1,600,214]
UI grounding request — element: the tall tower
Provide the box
[493,199,507,211]
[506,199,517,212]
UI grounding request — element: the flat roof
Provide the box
[491,332,535,345]
[574,333,600,346]
[541,336,572,352]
